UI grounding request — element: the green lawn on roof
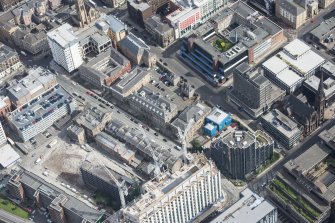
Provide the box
[213,39,233,52]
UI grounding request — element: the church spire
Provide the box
[318,72,325,98]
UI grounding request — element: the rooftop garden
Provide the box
[213,38,233,52]
[270,178,321,222]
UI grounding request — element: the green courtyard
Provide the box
[0,197,29,219]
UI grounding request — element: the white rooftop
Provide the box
[283,39,310,58]
[278,49,324,76]
[263,39,325,77]
[211,188,276,223]
[206,108,229,125]
[262,56,288,74]
[276,68,303,87]
[0,144,20,168]
[47,23,78,48]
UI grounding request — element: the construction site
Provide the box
[19,124,145,210]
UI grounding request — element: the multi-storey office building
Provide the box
[118,155,223,223]
[7,66,57,107]
[128,87,178,128]
[262,39,325,93]
[109,68,151,101]
[261,109,302,149]
[79,47,131,88]
[211,130,274,179]
[228,63,285,118]
[179,1,284,84]
[47,23,84,73]
[7,67,76,141]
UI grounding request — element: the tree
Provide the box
[192,140,203,153]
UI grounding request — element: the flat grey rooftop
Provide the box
[111,68,149,94]
[210,188,276,223]
[19,171,103,222]
[8,85,71,129]
[284,144,331,174]
[262,109,300,138]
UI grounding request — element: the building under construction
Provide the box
[80,160,140,210]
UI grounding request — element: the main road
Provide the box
[248,118,335,193]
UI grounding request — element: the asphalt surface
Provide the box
[0,209,31,223]
[55,74,182,157]
[248,118,335,194]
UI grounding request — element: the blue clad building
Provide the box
[204,123,217,137]
[204,108,232,137]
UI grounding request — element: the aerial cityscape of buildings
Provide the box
[1,0,335,223]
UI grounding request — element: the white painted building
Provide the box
[0,121,6,145]
[262,39,325,93]
[121,155,223,223]
[166,0,227,38]
[47,23,83,73]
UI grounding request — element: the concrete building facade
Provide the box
[261,109,302,149]
[47,23,84,73]
[211,130,274,179]
[7,170,104,223]
[228,63,285,119]
[0,43,22,78]
[118,155,223,223]
[211,188,277,223]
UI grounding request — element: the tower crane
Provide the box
[139,127,163,178]
[177,117,195,163]
[95,157,128,208]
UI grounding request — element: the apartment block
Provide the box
[115,155,223,223]
[7,170,104,223]
[211,130,274,179]
[47,23,83,73]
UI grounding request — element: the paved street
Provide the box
[0,209,32,223]
[248,118,335,194]
[56,75,182,157]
